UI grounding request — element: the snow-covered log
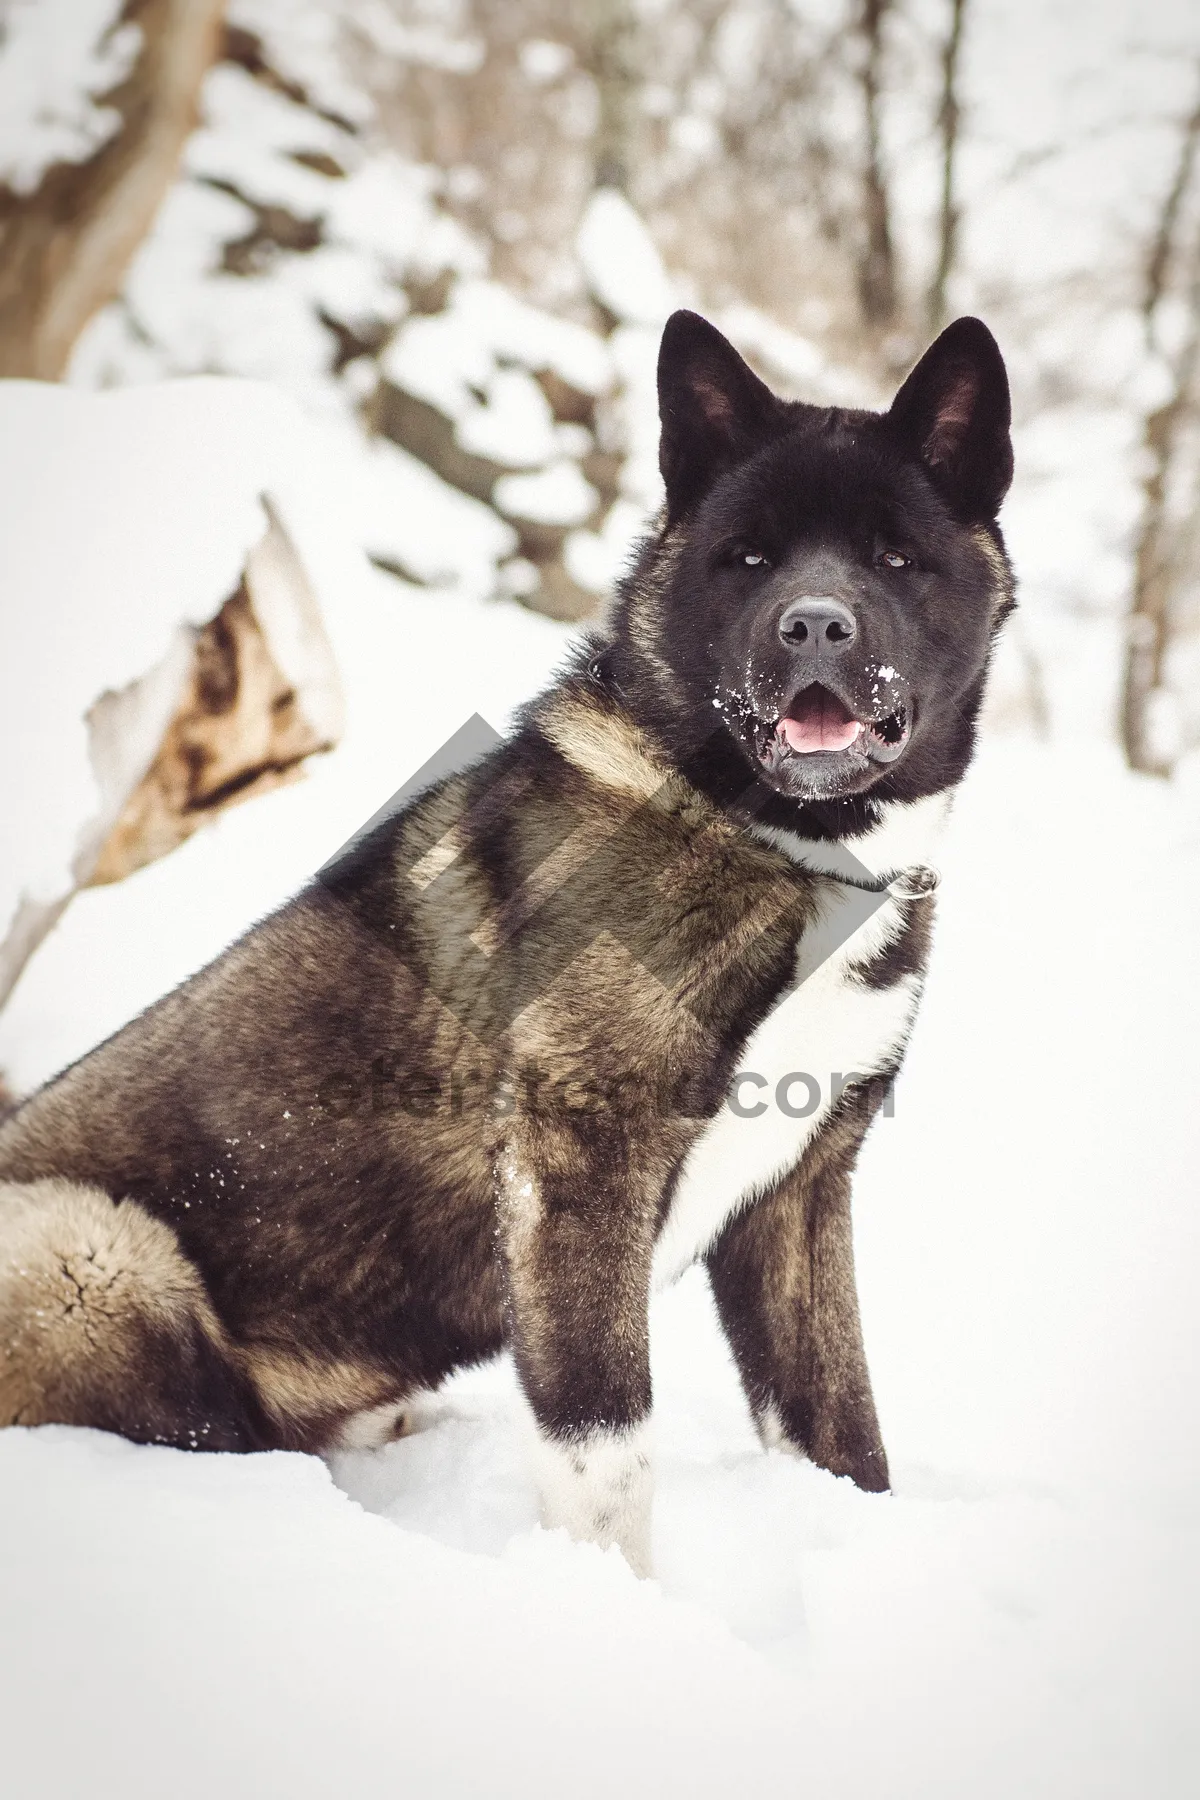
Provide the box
[0,378,346,1014]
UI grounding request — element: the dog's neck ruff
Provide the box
[576,651,947,901]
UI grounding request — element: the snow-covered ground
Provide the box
[3,3,1200,1785]
[2,535,1199,1794]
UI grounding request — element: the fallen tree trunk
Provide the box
[0,379,347,1023]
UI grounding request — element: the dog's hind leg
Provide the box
[0,1178,273,1450]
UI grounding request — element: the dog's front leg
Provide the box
[705,1094,890,1493]
[497,1126,655,1576]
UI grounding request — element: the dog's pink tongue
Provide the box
[779,690,862,753]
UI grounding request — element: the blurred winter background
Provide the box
[1,3,1199,1797]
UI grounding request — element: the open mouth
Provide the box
[767,683,910,764]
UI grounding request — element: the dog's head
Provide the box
[613,311,1014,819]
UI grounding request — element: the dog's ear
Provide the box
[657,311,782,523]
[886,317,1012,519]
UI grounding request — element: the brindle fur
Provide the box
[0,311,1014,1564]
[707,1079,896,1487]
[0,682,822,1451]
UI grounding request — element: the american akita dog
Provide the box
[0,311,1013,1574]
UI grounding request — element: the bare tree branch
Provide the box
[0,0,226,380]
[582,0,641,192]
[927,0,967,333]
[856,0,898,329]
[1121,88,1200,774]
[1143,72,1200,336]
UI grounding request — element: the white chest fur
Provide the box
[651,792,951,1289]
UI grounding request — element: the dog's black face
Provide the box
[615,311,1014,819]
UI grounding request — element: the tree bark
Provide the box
[584,0,641,193]
[1120,374,1197,775]
[856,0,898,330]
[927,0,967,333]
[1143,88,1200,326]
[1121,79,1200,775]
[0,0,226,380]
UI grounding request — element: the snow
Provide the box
[225,0,375,127]
[381,279,613,448]
[0,0,140,196]
[337,0,485,78]
[0,1427,795,1800]
[340,431,518,590]
[719,301,881,408]
[61,42,630,614]
[0,378,358,953]
[69,63,477,399]
[519,37,575,85]
[494,459,599,526]
[455,364,559,467]
[2,554,1200,1794]
[0,558,570,1093]
[4,5,1200,1790]
[564,496,652,595]
[577,188,675,328]
[607,320,667,511]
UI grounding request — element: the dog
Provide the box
[0,310,1013,1574]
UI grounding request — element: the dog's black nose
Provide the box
[778,597,858,651]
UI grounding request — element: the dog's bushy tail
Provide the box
[0,1179,271,1450]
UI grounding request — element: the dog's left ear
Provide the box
[887,317,1012,519]
[657,310,783,524]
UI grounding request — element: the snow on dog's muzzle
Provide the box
[768,683,911,764]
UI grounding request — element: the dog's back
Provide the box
[0,309,1014,1574]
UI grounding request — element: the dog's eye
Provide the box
[879,550,912,571]
[741,551,769,568]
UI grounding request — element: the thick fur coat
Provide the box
[0,311,1014,1574]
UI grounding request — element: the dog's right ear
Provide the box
[886,316,1013,519]
[657,311,782,524]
